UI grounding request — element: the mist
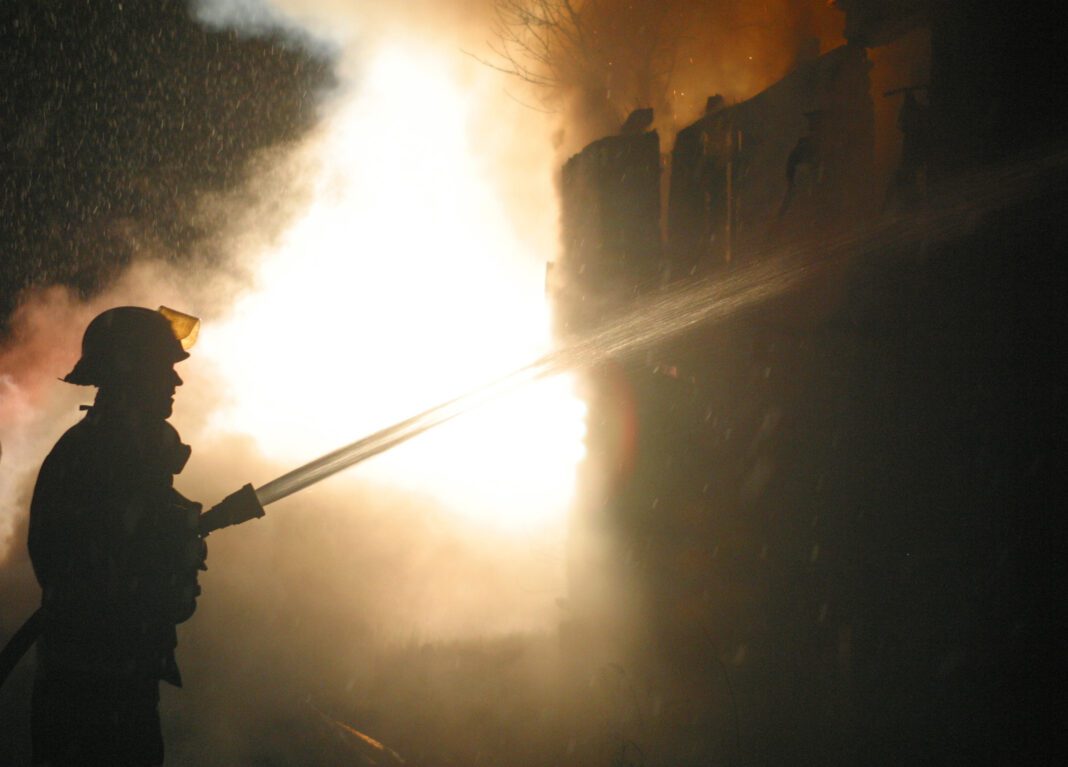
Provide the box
[2,1,582,762]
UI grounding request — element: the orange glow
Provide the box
[198,45,585,535]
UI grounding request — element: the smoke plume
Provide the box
[489,0,845,150]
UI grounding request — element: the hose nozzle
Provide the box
[199,483,265,536]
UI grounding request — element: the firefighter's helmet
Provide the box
[63,306,200,387]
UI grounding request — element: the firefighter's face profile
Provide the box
[118,357,183,419]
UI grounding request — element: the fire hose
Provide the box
[0,374,520,689]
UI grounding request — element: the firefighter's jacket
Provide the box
[28,405,205,688]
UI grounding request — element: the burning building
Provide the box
[551,2,1065,764]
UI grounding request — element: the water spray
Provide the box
[3,144,1065,686]
[204,142,1068,533]
[202,141,1068,534]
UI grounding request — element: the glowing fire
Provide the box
[198,46,585,534]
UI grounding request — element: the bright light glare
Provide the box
[199,46,585,534]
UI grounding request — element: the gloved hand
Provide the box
[168,490,206,624]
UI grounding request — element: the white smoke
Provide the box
[190,0,348,51]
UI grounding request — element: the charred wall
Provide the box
[667,44,875,278]
[554,131,663,336]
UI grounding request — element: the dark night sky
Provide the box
[1,0,333,331]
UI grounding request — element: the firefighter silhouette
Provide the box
[28,306,205,766]
[778,109,828,220]
[883,87,930,211]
